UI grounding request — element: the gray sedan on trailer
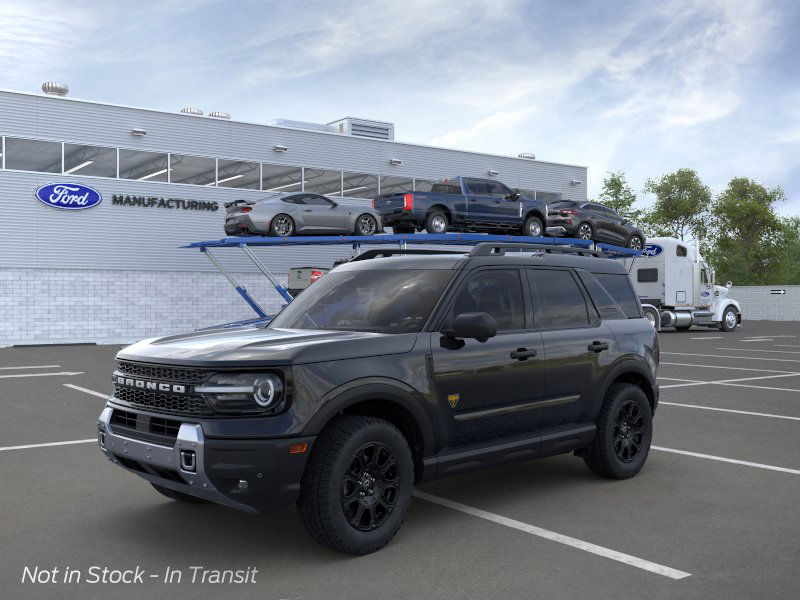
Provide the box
[224,192,383,237]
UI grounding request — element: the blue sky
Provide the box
[2,0,799,213]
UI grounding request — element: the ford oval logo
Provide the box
[701,290,710,297]
[35,183,102,210]
[641,243,663,257]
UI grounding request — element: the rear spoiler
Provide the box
[223,198,257,209]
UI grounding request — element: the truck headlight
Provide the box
[196,373,284,414]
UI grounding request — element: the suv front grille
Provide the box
[116,360,209,385]
[110,408,185,445]
[113,384,213,416]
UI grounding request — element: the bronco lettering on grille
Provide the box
[115,376,187,394]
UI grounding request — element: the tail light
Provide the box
[241,207,252,213]
[371,198,376,208]
[403,193,413,211]
[560,209,577,215]
[310,270,324,283]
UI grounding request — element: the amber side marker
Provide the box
[289,443,308,454]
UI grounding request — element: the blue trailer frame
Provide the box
[183,234,640,322]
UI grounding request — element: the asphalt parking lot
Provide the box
[2,321,800,600]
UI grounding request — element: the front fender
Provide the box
[713,299,741,322]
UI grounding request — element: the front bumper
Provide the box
[97,406,314,513]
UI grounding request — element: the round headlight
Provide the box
[254,374,283,408]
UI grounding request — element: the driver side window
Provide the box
[447,269,525,331]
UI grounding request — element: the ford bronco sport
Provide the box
[97,242,659,554]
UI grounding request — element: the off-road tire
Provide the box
[583,383,652,479]
[425,210,448,234]
[297,416,413,555]
[151,483,208,504]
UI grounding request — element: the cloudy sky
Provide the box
[1,0,798,212]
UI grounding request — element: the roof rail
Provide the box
[468,242,606,258]
[350,248,466,262]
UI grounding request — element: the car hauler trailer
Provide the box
[627,237,741,332]
[183,233,641,322]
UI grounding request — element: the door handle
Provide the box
[588,341,609,352]
[510,348,537,361]
[303,209,313,212]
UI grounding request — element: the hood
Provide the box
[116,325,418,367]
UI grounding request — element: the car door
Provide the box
[298,194,349,232]
[526,268,619,431]
[464,179,499,226]
[430,268,545,449]
[598,205,628,244]
[484,180,521,224]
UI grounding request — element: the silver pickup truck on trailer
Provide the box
[627,237,742,332]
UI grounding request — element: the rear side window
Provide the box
[594,273,642,319]
[576,271,626,320]
[465,179,489,195]
[676,245,688,257]
[637,268,658,283]
[528,269,590,329]
[431,181,462,194]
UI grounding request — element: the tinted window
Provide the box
[676,245,688,257]
[528,269,589,329]
[637,268,658,283]
[594,273,642,319]
[448,270,524,331]
[465,179,490,195]
[282,195,305,205]
[550,200,577,210]
[484,181,512,197]
[269,269,453,334]
[304,195,334,206]
[430,181,462,194]
[576,271,624,320]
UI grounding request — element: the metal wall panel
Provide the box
[0,89,587,273]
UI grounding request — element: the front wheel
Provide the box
[521,215,544,237]
[269,214,295,237]
[719,306,738,332]
[297,416,413,555]
[583,383,652,479]
[354,214,379,236]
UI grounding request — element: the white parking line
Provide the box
[717,347,800,354]
[661,352,800,364]
[0,365,61,370]
[660,362,797,374]
[690,336,723,340]
[652,446,800,476]
[776,345,800,348]
[659,372,800,389]
[0,371,84,379]
[63,383,108,399]
[716,382,800,394]
[740,339,773,342]
[413,490,691,579]
[660,402,800,421]
[0,439,96,453]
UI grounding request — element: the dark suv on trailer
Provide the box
[97,242,659,555]
[547,200,646,250]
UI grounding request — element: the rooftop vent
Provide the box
[518,152,536,160]
[328,117,394,141]
[180,107,203,116]
[42,82,69,97]
[268,119,337,134]
[209,111,230,119]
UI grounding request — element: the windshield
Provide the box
[268,269,455,333]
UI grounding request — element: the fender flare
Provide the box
[301,378,436,458]
[595,358,658,415]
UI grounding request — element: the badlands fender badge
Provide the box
[447,394,460,408]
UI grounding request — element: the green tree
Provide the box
[642,168,711,241]
[597,171,643,223]
[705,177,787,285]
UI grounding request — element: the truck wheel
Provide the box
[354,214,378,236]
[151,483,207,504]
[583,383,652,479]
[269,214,295,237]
[522,215,544,237]
[425,210,448,234]
[392,225,415,234]
[297,416,413,555]
[719,306,738,332]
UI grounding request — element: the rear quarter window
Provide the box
[593,273,642,319]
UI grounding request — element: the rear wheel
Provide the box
[521,215,544,237]
[577,222,593,240]
[719,306,738,332]
[151,483,207,504]
[297,416,413,555]
[628,235,644,250]
[583,383,652,479]
[354,214,378,236]
[425,210,448,234]
[269,214,295,237]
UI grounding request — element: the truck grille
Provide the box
[113,384,213,416]
[116,360,210,384]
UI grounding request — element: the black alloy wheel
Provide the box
[613,400,644,463]
[340,442,400,531]
[577,222,593,240]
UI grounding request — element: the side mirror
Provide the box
[442,312,497,342]
[329,201,338,208]
[726,281,732,289]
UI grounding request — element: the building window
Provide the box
[304,168,342,196]
[170,154,216,186]
[119,149,169,182]
[217,159,260,189]
[379,175,413,195]
[4,137,61,173]
[63,144,117,177]
[262,164,302,193]
[342,172,379,199]
[414,178,436,192]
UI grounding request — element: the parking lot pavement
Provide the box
[2,321,800,599]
